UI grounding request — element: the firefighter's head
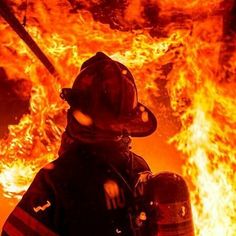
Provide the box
[60,52,157,138]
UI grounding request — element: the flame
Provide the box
[167,8,236,236]
[0,0,175,197]
[170,81,236,235]
[0,0,236,235]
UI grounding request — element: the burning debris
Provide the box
[0,0,236,235]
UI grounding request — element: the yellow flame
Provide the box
[0,1,236,235]
[171,81,236,235]
[167,8,236,235]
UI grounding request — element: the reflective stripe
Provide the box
[157,201,192,225]
[12,206,58,236]
[2,221,24,236]
[158,221,195,236]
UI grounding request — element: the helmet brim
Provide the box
[101,102,157,137]
[105,102,157,137]
[61,87,157,137]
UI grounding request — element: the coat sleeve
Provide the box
[1,168,60,236]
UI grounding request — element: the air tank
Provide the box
[144,172,195,236]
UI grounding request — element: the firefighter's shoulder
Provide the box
[1,151,82,236]
[129,152,151,172]
[1,166,59,236]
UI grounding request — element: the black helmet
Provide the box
[60,52,157,137]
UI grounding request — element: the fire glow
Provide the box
[0,0,236,235]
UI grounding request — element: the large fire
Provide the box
[0,0,236,235]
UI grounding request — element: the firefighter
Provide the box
[1,52,157,236]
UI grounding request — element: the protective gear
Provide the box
[2,53,161,236]
[2,139,151,236]
[60,52,157,137]
[143,172,195,236]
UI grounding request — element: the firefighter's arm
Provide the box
[1,168,59,236]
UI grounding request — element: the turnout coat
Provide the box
[2,140,151,236]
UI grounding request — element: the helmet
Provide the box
[60,52,157,137]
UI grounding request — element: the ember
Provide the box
[0,0,236,235]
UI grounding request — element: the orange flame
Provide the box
[0,0,236,235]
[167,9,236,236]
